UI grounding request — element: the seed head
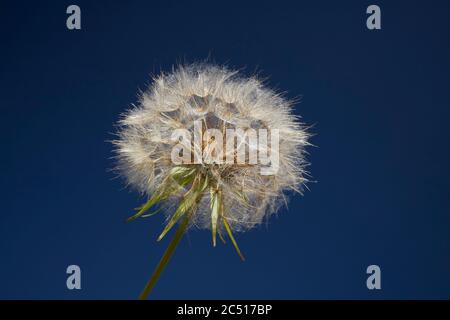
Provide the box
[114,64,310,232]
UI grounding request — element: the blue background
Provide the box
[1,0,449,299]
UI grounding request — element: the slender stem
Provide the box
[138,211,192,300]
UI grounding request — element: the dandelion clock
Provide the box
[113,64,310,299]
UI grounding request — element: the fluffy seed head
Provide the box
[114,64,310,231]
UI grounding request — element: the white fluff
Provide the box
[114,64,310,231]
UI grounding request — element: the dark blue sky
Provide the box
[1,0,450,299]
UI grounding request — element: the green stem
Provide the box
[138,211,192,300]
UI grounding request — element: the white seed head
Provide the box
[114,64,310,231]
